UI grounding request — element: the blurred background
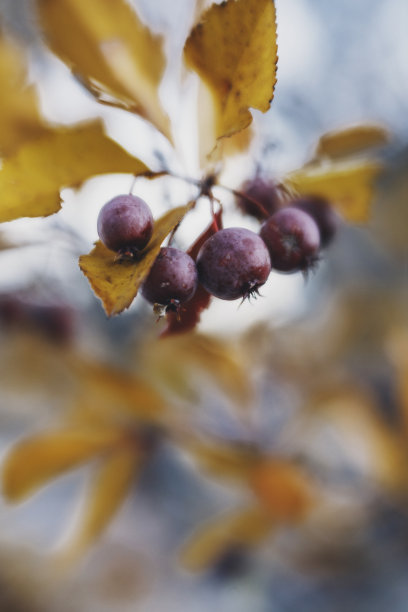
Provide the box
[0,1,407,611]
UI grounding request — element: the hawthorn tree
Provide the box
[0,0,405,609]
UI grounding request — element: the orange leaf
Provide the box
[2,428,123,502]
[79,202,194,316]
[250,459,313,521]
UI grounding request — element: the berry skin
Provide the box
[235,177,281,220]
[292,195,340,247]
[260,207,320,273]
[196,227,271,301]
[141,247,198,309]
[97,194,153,253]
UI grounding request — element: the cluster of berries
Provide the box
[97,179,340,314]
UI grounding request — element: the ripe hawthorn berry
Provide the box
[235,177,281,220]
[97,194,153,255]
[260,207,320,273]
[291,195,340,247]
[196,227,271,301]
[141,247,198,311]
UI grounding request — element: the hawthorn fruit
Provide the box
[235,177,281,220]
[141,247,198,310]
[97,194,154,254]
[196,227,271,300]
[260,207,320,273]
[291,195,340,247]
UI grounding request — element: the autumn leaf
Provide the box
[284,160,382,223]
[314,124,390,160]
[2,428,123,502]
[79,202,195,316]
[0,36,47,156]
[0,121,148,223]
[35,0,172,141]
[59,445,140,562]
[180,506,273,572]
[70,357,165,422]
[185,439,260,482]
[249,459,313,521]
[185,0,277,156]
[140,332,253,408]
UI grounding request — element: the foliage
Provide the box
[0,0,404,609]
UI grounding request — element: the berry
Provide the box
[97,194,153,254]
[196,227,271,301]
[292,195,340,247]
[235,177,281,220]
[260,207,320,273]
[141,247,198,309]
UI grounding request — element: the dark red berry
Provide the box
[97,194,153,253]
[196,227,271,301]
[235,177,281,220]
[141,247,198,308]
[260,207,320,273]
[291,195,340,247]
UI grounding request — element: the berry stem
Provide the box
[209,194,222,232]
[222,186,270,219]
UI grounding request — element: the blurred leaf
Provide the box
[36,0,171,141]
[141,332,253,408]
[285,160,382,222]
[180,505,273,571]
[2,428,123,502]
[0,36,47,156]
[0,121,148,223]
[162,211,223,336]
[250,459,313,521]
[186,439,259,482]
[184,0,277,157]
[219,125,254,158]
[314,124,390,160]
[60,444,140,562]
[79,202,194,316]
[71,356,165,422]
[311,387,408,493]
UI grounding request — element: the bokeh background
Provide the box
[0,1,407,611]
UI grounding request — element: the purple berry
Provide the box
[235,177,281,220]
[97,194,153,253]
[196,227,271,301]
[141,247,198,308]
[260,207,320,273]
[291,196,340,247]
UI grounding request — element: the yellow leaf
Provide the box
[249,459,313,521]
[180,506,273,572]
[60,445,139,562]
[0,37,47,155]
[71,357,165,422]
[0,121,148,223]
[35,0,171,141]
[185,0,277,155]
[2,428,123,502]
[139,332,253,407]
[79,202,194,316]
[314,124,390,160]
[285,160,382,223]
[185,440,259,482]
